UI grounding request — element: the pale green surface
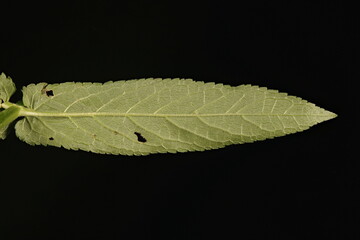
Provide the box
[0,125,7,140]
[0,73,16,103]
[0,74,336,155]
[0,77,335,155]
[0,73,17,139]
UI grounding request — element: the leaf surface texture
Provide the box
[0,73,17,139]
[14,78,336,155]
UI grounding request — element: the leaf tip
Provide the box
[326,110,337,120]
[316,108,337,124]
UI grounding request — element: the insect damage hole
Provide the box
[41,84,54,97]
[46,90,54,97]
[134,132,147,143]
[49,137,54,140]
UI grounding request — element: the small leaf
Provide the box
[0,125,8,140]
[11,78,336,155]
[0,73,18,139]
[0,73,16,103]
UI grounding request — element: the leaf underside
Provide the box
[0,125,8,140]
[0,73,16,103]
[14,78,336,155]
[0,73,17,139]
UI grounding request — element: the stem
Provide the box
[0,101,14,109]
[0,105,21,128]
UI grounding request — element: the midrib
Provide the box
[2,102,336,118]
[20,110,335,118]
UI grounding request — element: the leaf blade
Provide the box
[15,79,336,155]
[0,73,16,103]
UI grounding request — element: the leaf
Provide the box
[0,73,17,139]
[0,73,16,103]
[8,78,336,155]
[0,125,8,140]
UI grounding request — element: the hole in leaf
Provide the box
[134,132,146,143]
[46,90,54,97]
[41,84,54,97]
[41,85,54,97]
[49,137,54,140]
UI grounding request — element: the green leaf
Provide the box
[0,125,8,140]
[0,73,16,103]
[0,73,18,139]
[11,78,336,155]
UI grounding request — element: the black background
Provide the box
[0,1,356,239]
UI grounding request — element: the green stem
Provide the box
[0,104,21,128]
[0,101,14,109]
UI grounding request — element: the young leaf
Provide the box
[0,76,336,155]
[0,125,8,140]
[0,73,17,139]
[0,73,16,103]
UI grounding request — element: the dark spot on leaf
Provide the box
[134,132,146,143]
[46,90,54,97]
[49,137,54,140]
[41,84,54,97]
